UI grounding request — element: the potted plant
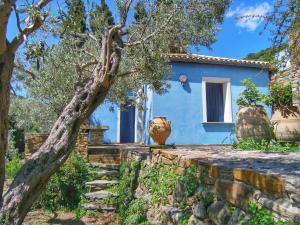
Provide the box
[262,83,300,142]
[236,79,273,141]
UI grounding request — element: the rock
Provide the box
[207,201,231,225]
[192,202,207,219]
[172,179,188,204]
[146,207,164,225]
[161,206,185,223]
[228,208,241,225]
[188,215,209,225]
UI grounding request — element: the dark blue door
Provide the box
[120,104,135,143]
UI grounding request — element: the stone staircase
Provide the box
[83,145,122,213]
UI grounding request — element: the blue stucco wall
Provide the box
[145,62,271,145]
[90,101,118,143]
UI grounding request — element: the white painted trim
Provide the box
[202,77,232,123]
[134,106,138,143]
[116,108,121,143]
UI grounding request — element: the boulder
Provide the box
[207,201,231,225]
[192,202,207,219]
[188,215,209,225]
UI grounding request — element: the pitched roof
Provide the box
[168,54,270,69]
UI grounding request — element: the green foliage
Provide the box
[179,165,199,196]
[245,202,295,225]
[244,44,288,62]
[90,0,114,37]
[236,79,262,106]
[5,152,23,180]
[34,152,93,212]
[110,160,144,224]
[62,0,87,34]
[122,199,149,225]
[233,139,300,152]
[262,83,293,108]
[142,162,177,204]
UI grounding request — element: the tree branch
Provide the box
[10,0,52,52]
[14,63,37,79]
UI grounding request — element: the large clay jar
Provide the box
[271,106,300,142]
[148,117,171,145]
[236,106,273,141]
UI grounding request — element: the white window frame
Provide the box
[202,77,233,123]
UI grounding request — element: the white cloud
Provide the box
[226,2,272,31]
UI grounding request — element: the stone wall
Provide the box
[25,132,88,159]
[120,147,300,224]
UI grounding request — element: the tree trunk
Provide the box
[0,28,122,224]
[0,49,15,204]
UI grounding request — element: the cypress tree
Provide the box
[90,0,114,36]
[63,0,87,34]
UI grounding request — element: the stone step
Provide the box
[90,163,120,170]
[88,154,121,164]
[86,180,119,189]
[88,146,120,155]
[85,190,117,200]
[95,170,119,178]
[83,203,116,212]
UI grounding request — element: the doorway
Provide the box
[120,104,135,143]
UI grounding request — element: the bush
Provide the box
[245,202,295,225]
[5,152,23,179]
[142,162,177,204]
[179,165,199,196]
[122,199,149,225]
[233,139,300,152]
[262,83,293,108]
[34,152,94,212]
[237,79,262,107]
[110,160,143,224]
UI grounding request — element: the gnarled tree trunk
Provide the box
[0,27,122,224]
[0,49,15,204]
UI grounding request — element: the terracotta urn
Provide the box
[271,106,300,142]
[236,106,273,141]
[148,117,171,145]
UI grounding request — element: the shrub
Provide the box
[142,162,177,204]
[34,152,94,212]
[233,139,300,152]
[236,78,262,106]
[245,202,295,225]
[262,83,293,108]
[111,160,143,224]
[122,199,149,225]
[5,152,23,179]
[179,165,199,196]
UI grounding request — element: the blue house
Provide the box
[90,54,271,145]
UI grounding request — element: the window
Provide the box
[202,77,232,123]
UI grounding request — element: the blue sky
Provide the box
[7,0,274,59]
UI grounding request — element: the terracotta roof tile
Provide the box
[168,54,269,69]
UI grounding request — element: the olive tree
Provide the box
[0,0,230,224]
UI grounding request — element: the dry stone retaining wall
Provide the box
[120,146,300,224]
[25,132,88,159]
